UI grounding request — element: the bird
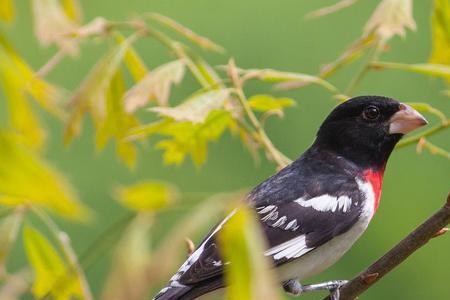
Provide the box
[153,95,428,300]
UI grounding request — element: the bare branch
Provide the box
[322,192,450,300]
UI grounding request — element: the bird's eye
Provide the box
[363,106,380,120]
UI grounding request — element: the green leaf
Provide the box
[0,0,15,23]
[23,225,84,300]
[65,37,134,144]
[124,60,185,112]
[248,94,296,112]
[0,211,22,267]
[148,13,224,53]
[429,0,450,70]
[151,89,230,123]
[219,206,281,300]
[155,110,233,166]
[371,61,450,80]
[115,181,177,212]
[0,131,90,220]
[31,0,78,53]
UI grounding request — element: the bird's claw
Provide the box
[328,280,348,300]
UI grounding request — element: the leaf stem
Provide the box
[345,41,382,95]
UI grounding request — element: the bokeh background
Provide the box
[4,0,450,299]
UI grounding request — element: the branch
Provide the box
[323,192,450,300]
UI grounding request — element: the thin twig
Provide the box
[396,121,449,148]
[36,50,67,78]
[323,192,450,300]
[227,59,291,169]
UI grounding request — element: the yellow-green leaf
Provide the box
[429,0,450,73]
[219,206,281,300]
[115,34,148,82]
[364,0,416,42]
[151,89,230,123]
[31,0,78,53]
[124,60,185,112]
[156,110,232,166]
[65,38,133,144]
[148,13,224,53]
[0,132,89,220]
[0,0,14,23]
[248,95,296,112]
[115,181,177,212]
[23,225,83,299]
[95,70,139,168]
[0,210,22,266]
[61,0,82,24]
[371,61,450,80]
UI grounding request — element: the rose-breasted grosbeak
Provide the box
[154,96,427,300]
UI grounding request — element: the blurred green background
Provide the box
[4,0,450,299]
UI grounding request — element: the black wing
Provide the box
[174,151,365,285]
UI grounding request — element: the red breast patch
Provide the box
[363,169,384,212]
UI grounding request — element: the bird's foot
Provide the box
[283,279,348,299]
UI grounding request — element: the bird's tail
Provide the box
[153,284,192,300]
[153,276,223,300]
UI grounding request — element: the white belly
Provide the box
[276,180,375,282]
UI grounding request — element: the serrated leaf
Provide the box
[61,0,82,24]
[100,214,153,300]
[155,110,232,166]
[115,181,177,212]
[148,13,224,53]
[95,70,139,168]
[429,0,450,75]
[364,0,416,42]
[115,34,148,81]
[124,60,185,112]
[219,206,281,300]
[23,225,84,300]
[151,89,230,123]
[65,39,132,144]
[0,132,90,220]
[0,211,22,267]
[0,0,14,23]
[31,0,78,53]
[371,61,450,80]
[248,95,296,112]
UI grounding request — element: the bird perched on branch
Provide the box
[154,96,427,300]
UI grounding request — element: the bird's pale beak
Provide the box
[389,103,428,134]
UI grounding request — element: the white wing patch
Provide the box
[265,235,312,260]
[256,206,299,231]
[295,194,352,213]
